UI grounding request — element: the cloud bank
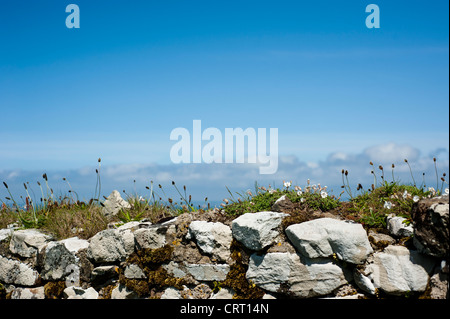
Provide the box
[1,143,448,205]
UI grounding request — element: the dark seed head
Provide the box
[3,182,8,189]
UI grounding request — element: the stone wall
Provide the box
[0,194,448,299]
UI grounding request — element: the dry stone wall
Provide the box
[0,194,448,299]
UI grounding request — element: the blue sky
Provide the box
[0,0,448,202]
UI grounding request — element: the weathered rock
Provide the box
[184,283,213,299]
[386,214,413,237]
[367,229,396,250]
[271,195,295,212]
[210,287,235,299]
[39,241,77,281]
[86,229,129,264]
[59,236,90,254]
[285,218,372,264]
[186,221,232,262]
[354,245,436,296]
[0,229,12,243]
[10,287,45,299]
[110,283,139,299]
[160,287,182,299]
[231,211,288,251]
[91,265,119,285]
[63,286,99,299]
[246,252,347,298]
[9,229,53,258]
[134,227,166,250]
[101,190,131,218]
[184,263,230,281]
[124,263,147,279]
[0,255,40,286]
[412,195,449,257]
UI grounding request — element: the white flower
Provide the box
[384,201,393,209]
[413,195,420,202]
[139,196,145,202]
[428,187,436,194]
[297,190,303,196]
[300,197,306,203]
[402,190,409,199]
[269,189,276,194]
[283,181,291,189]
[445,188,449,195]
[320,191,328,199]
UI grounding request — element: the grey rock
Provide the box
[246,252,347,298]
[354,245,436,296]
[86,229,129,264]
[39,241,77,281]
[110,283,139,299]
[285,218,372,264]
[134,227,166,250]
[185,263,230,281]
[124,263,147,279]
[231,211,288,251]
[187,221,232,262]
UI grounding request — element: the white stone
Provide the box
[246,252,347,298]
[10,287,45,299]
[210,287,235,299]
[59,236,89,254]
[64,286,98,299]
[0,228,12,242]
[187,221,232,261]
[9,228,53,258]
[0,256,40,286]
[231,211,288,250]
[387,214,414,237]
[101,190,131,218]
[355,245,436,296]
[160,287,182,299]
[285,218,373,264]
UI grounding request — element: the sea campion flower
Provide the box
[300,197,306,203]
[413,195,420,202]
[297,190,303,196]
[320,191,328,199]
[445,188,449,195]
[283,181,291,189]
[384,201,393,209]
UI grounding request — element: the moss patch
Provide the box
[119,244,188,298]
[44,281,66,299]
[221,239,265,299]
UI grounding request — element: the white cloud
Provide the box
[363,143,420,163]
[1,143,448,203]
